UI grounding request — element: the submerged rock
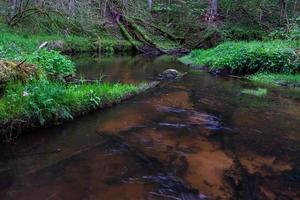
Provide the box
[158,69,186,80]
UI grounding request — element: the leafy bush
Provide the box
[183,40,300,74]
[0,29,76,78]
[28,49,75,78]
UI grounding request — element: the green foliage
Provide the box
[198,25,268,48]
[0,77,71,124]
[0,30,38,59]
[65,83,139,112]
[0,77,139,125]
[27,49,75,78]
[184,40,300,74]
[0,26,83,79]
[63,35,93,52]
[222,25,266,41]
[0,23,141,130]
[269,24,300,40]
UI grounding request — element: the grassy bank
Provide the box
[0,77,150,140]
[0,27,149,141]
[0,23,135,55]
[181,40,300,87]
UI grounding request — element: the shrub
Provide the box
[27,49,75,78]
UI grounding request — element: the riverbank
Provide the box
[0,79,155,142]
[0,27,153,141]
[0,57,156,142]
[181,40,300,87]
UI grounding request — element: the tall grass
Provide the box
[0,77,139,125]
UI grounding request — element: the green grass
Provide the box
[0,76,140,126]
[0,25,92,55]
[248,73,300,86]
[0,23,135,56]
[181,40,300,74]
[0,23,145,138]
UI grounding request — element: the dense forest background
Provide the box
[1,0,300,49]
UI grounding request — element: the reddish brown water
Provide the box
[0,55,300,200]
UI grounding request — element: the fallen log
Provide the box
[109,6,166,54]
[121,16,167,54]
[132,17,184,42]
[117,20,140,51]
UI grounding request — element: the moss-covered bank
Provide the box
[181,40,300,87]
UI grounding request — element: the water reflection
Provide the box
[0,55,300,199]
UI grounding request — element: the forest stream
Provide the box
[0,55,300,200]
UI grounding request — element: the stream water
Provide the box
[0,55,300,200]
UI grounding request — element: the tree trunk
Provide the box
[279,0,288,25]
[208,0,218,25]
[68,0,76,17]
[9,0,18,18]
[147,0,153,10]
